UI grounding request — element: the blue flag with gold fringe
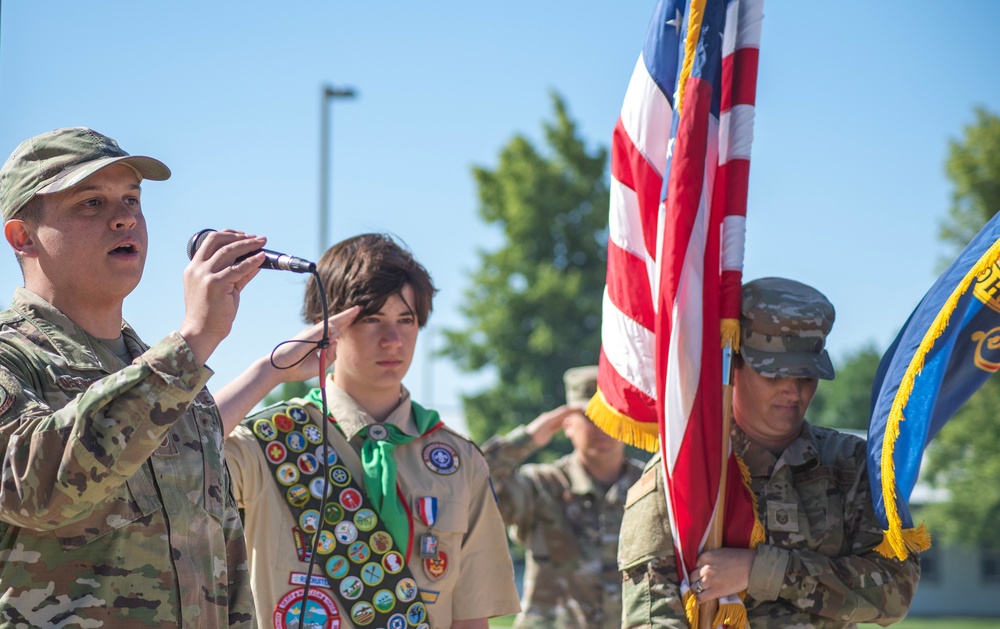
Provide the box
[869,211,1000,561]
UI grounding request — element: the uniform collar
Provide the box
[8,287,143,372]
[322,377,416,440]
[734,421,821,478]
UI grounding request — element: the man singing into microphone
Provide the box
[216,233,521,628]
[0,127,259,627]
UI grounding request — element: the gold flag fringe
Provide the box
[877,237,1000,560]
[713,602,749,629]
[684,591,699,628]
[720,317,741,352]
[735,452,766,548]
[586,388,659,452]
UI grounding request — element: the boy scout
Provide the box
[482,365,644,628]
[0,127,259,626]
[618,277,921,628]
[219,233,521,628]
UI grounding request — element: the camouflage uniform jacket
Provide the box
[483,424,644,629]
[0,288,255,628]
[619,422,920,628]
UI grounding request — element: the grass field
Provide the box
[489,615,1000,627]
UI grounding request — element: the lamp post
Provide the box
[319,84,357,255]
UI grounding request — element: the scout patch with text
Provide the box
[422,442,459,474]
[272,587,340,629]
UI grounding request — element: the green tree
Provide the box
[442,93,609,445]
[921,107,1000,549]
[808,344,882,430]
[938,107,1000,262]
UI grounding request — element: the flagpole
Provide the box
[698,344,735,629]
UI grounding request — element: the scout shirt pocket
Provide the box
[417,498,468,589]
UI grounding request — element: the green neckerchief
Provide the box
[304,388,441,549]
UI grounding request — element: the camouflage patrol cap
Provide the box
[564,365,599,408]
[740,277,835,380]
[0,127,171,222]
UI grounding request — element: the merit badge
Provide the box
[272,587,340,629]
[422,443,459,475]
[315,445,338,466]
[361,561,385,586]
[326,554,350,580]
[286,431,307,453]
[324,502,345,525]
[315,530,336,555]
[369,531,393,554]
[348,540,372,564]
[276,463,300,486]
[395,578,418,603]
[354,508,378,532]
[287,404,310,424]
[299,509,320,534]
[329,466,351,487]
[272,412,294,432]
[335,521,359,545]
[423,548,448,581]
[416,496,438,527]
[286,484,310,507]
[382,551,405,574]
[266,441,288,464]
[297,452,319,475]
[372,588,396,614]
[387,613,407,629]
[304,424,323,444]
[340,575,363,601]
[310,477,331,500]
[367,423,389,441]
[339,487,363,511]
[407,601,428,626]
[419,534,438,559]
[351,600,375,626]
[253,418,277,441]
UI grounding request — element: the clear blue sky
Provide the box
[3,1,1000,430]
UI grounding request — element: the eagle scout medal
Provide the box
[422,442,459,474]
[272,587,340,629]
[416,497,439,558]
[419,534,438,559]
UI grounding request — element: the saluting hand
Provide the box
[526,404,581,448]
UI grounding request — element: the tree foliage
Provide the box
[938,107,1000,262]
[442,93,609,444]
[807,344,881,431]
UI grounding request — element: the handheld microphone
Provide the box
[186,229,317,274]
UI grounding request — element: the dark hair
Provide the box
[303,233,437,327]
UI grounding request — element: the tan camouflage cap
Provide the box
[0,127,171,222]
[740,277,835,380]
[564,365,599,408]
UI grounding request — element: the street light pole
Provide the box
[319,84,357,255]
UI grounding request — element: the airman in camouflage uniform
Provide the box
[483,366,645,629]
[0,127,259,627]
[619,277,920,628]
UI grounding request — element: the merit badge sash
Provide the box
[250,404,430,628]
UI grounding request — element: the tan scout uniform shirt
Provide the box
[618,422,921,628]
[226,380,521,628]
[483,425,644,629]
[0,288,255,628]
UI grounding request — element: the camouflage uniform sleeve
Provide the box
[0,331,212,530]
[746,460,921,626]
[480,425,544,530]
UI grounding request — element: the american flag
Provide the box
[587,0,764,625]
